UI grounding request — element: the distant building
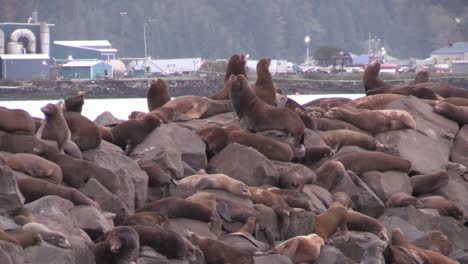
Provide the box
[60,60,112,80]
[0,22,53,80]
[52,40,117,62]
[128,58,202,77]
[451,60,468,74]
[431,42,468,65]
[245,59,290,75]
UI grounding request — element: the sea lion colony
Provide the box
[0,56,467,263]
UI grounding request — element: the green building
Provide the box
[60,60,112,80]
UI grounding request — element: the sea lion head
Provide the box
[433,102,451,114]
[40,103,60,117]
[324,107,345,119]
[183,230,201,246]
[107,227,139,254]
[365,61,381,78]
[257,57,271,73]
[47,232,71,249]
[142,114,162,129]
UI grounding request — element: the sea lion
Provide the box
[208,54,247,100]
[410,171,449,196]
[4,153,62,184]
[391,228,459,264]
[129,225,191,260]
[385,245,427,264]
[122,211,168,227]
[362,61,393,92]
[22,222,71,249]
[252,58,276,106]
[110,114,161,155]
[36,103,82,159]
[160,95,233,121]
[230,74,305,144]
[136,197,216,223]
[17,177,99,207]
[296,108,318,130]
[9,207,35,225]
[414,230,452,257]
[331,192,353,209]
[316,117,369,134]
[184,230,254,264]
[415,81,468,99]
[366,85,442,100]
[64,111,102,151]
[220,218,272,255]
[195,123,229,157]
[413,70,430,84]
[314,160,346,191]
[5,228,42,248]
[177,172,251,198]
[147,107,176,124]
[92,226,139,264]
[33,144,119,193]
[346,210,388,241]
[302,97,352,111]
[434,102,468,125]
[64,91,85,113]
[138,160,174,187]
[97,125,114,143]
[0,228,20,245]
[267,188,312,211]
[147,78,171,111]
[273,233,324,263]
[418,196,465,222]
[440,97,468,107]
[314,204,348,243]
[297,146,334,165]
[319,129,383,151]
[333,150,411,175]
[385,192,423,208]
[325,107,415,134]
[360,239,387,264]
[0,106,36,135]
[348,94,404,110]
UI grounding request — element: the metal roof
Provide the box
[431,42,468,55]
[54,40,112,48]
[62,60,109,67]
[0,54,50,60]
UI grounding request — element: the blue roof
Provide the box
[351,54,369,65]
[431,42,468,55]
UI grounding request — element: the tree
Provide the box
[313,45,342,66]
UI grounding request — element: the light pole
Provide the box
[304,35,311,66]
[143,18,157,59]
[120,12,127,57]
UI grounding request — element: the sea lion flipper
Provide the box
[216,200,233,222]
[62,140,82,159]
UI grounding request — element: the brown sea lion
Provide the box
[161,95,233,121]
[178,172,251,198]
[314,160,346,191]
[147,78,171,111]
[273,233,324,263]
[416,81,468,99]
[110,114,161,155]
[0,106,36,135]
[230,74,305,144]
[385,192,423,208]
[331,192,353,209]
[97,125,114,143]
[320,129,383,151]
[414,230,452,256]
[136,197,216,223]
[5,228,42,248]
[316,117,369,134]
[434,102,468,125]
[23,222,71,249]
[267,188,312,211]
[410,171,449,196]
[138,160,174,187]
[325,107,415,134]
[147,106,176,124]
[17,177,98,207]
[253,58,276,106]
[64,91,85,113]
[295,108,318,130]
[195,123,229,157]
[4,153,62,184]
[122,211,168,227]
[418,196,465,222]
[0,228,20,245]
[64,111,102,151]
[333,150,411,175]
[184,230,254,264]
[92,226,139,264]
[314,204,348,243]
[9,207,35,225]
[413,70,430,85]
[366,85,442,100]
[348,94,404,110]
[302,97,352,111]
[346,210,388,241]
[208,54,247,100]
[362,61,393,92]
[298,146,334,165]
[440,97,468,107]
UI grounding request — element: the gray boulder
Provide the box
[361,170,412,202]
[0,215,20,230]
[70,205,113,238]
[83,141,148,210]
[438,215,468,251]
[450,250,468,264]
[383,206,440,232]
[378,215,426,242]
[24,244,76,264]
[274,161,317,188]
[334,231,383,263]
[301,185,327,213]
[314,245,348,264]
[0,164,24,214]
[434,179,468,219]
[165,123,207,171]
[284,210,315,239]
[209,143,280,187]
[451,124,468,167]
[93,111,123,126]
[0,241,24,264]
[254,254,293,264]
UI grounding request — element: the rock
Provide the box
[182,161,197,177]
[177,112,238,131]
[314,245,348,264]
[274,161,317,188]
[434,179,468,218]
[303,185,332,208]
[138,257,189,264]
[209,143,280,187]
[80,178,131,225]
[334,231,383,263]
[24,244,76,264]
[360,170,412,202]
[378,215,425,242]
[336,145,369,155]
[284,210,315,239]
[379,96,458,174]
[331,171,385,218]
[83,141,148,210]
[167,218,217,239]
[130,125,185,180]
[303,129,327,148]
[438,215,468,252]
[0,164,24,214]
[0,131,49,154]
[70,205,113,240]
[253,254,293,264]
[0,215,20,230]
[93,111,123,126]
[450,250,468,263]
[0,240,24,264]
[301,185,327,213]
[451,125,468,167]
[383,206,440,232]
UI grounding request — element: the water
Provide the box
[0,94,364,121]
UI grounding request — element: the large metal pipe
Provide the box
[0,30,4,54]
[40,22,49,55]
[10,28,36,54]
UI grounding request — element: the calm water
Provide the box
[0,94,364,121]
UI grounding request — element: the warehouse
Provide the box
[60,60,112,80]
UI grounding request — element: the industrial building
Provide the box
[0,20,52,80]
[52,40,118,61]
[60,60,113,80]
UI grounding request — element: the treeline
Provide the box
[1,0,467,62]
